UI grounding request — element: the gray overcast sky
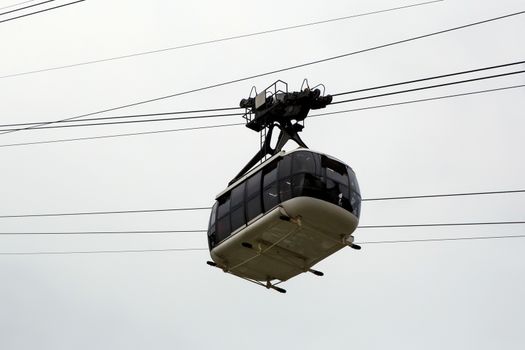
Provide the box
[1,0,524,349]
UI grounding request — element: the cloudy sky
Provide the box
[1,0,524,349]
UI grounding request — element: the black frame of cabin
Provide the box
[207,150,361,250]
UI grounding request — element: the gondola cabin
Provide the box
[207,148,361,292]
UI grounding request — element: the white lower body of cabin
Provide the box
[210,196,359,283]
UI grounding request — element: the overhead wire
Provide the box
[1,234,524,255]
[1,221,525,235]
[1,66,523,133]
[0,112,245,132]
[0,106,243,128]
[0,0,443,79]
[358,221,525,229]
[0,189,523,218]
[0,0,53,16]
[0,247,208,255]
[0,122,245,148]
[2,59,522,131]
[330,69,525,105]
[1,82,523,148]
[331,59,525,97]
[0,0,84,24]
[1,9,523,136]
[0,3,521,269]
[0,0,38,10]
[362,188,525,202]
[310,84,525,119]
[0,229,207,235]
[0,207,213,218]
[358,234,525,245]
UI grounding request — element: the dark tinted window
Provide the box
[210,152,361,249]
[208,202,217,230]
[246,172,261,198]
[263,183,278,211]
[347,166,360,195]
[350,191,361,217]
[322,156,356,214]
[347,165,361,217]
[291,173,305,197]
[207,202,218,249]
[278,155,292,179]
[326,167,348,185]
[231,206,245,232]
[323,156,347,179]
[246,197,261,222]
[216,196,231,243]
[292,151,316,174]
[245,172,262,222]
[325,179,342,205]
[231,183,244,208]
[230,183,246,232]
[263,163,277,188]
[279,176,293,201]
[278,155,293,201]
[217,196,230,218]
[302,173,324,198]
[263,162,279,211]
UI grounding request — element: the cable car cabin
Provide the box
[207,148,361,290]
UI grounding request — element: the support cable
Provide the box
[0,83,523,148]
[0,0,53,16]
[0,1,38,11]
[0,122,245,148]
[0,189,523,219]
[2,68,523,133]
[0,0,443,79]
[0,248,208,255]
[0,220,524,235]
[0,112,245,132]
[331,60,525,97]
[0,106,243,128]
[1,9,523,135]
[359,234,525,245]
[310,84,525,119]
[361,188,525,202]
[0,0,84,24]
[331,69,525,105]
[358,221,525,229]
[0,229,207,235]
[1,234,524,255]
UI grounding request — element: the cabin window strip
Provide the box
[208,151,361,249]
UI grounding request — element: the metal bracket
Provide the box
[230,80,332,185]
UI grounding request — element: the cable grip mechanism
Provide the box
[230,80,332,184]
